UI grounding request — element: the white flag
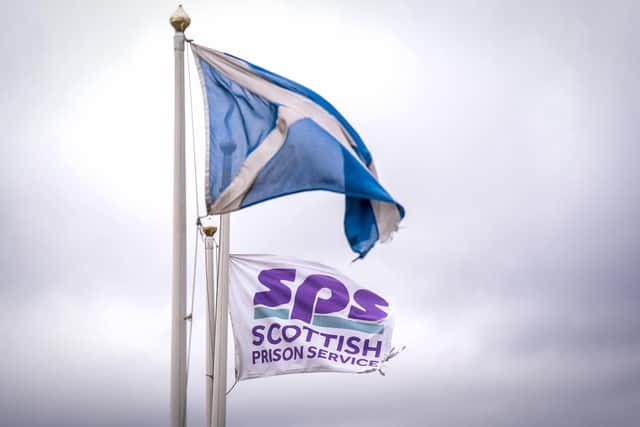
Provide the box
[229,254,396,381]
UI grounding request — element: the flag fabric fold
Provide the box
[191,43,405,257]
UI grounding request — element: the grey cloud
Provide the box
[2,0,640,426]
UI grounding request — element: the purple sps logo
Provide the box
[254,268,389,323]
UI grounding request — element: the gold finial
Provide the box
[198,216,218,237]
[170,5,191,32]
[202,224,218,237]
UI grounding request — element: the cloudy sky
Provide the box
[2,0,639,426]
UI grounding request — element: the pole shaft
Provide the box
[212,213,230,427]
[170,31,187,427]
[204,236,216,427]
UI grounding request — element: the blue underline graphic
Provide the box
[254,306,290,320]
[253,307,384,334]
[312,315,384,334]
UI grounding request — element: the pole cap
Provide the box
[198,216,218,237]
[170,5,191,32]
[202,224,218,237]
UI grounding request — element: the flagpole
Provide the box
[212,212,230,427]
[211,144,235,427]
[199,217,218,427]
[169,6,190,427]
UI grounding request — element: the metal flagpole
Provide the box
[169,5,190,427]
[212,213,230,427]
[211,143,235,427]
[199,217,218,427]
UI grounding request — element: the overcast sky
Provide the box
[2,0,640,426]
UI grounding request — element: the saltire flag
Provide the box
[191,43,405,258]
[228,254,399,380]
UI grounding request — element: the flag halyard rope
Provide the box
[186,44,202,218]
[182,227,200,425]
[182,44,204,424]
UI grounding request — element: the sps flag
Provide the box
[229,254,398,381]
[192,43,405,258]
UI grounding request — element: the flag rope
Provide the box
[186,41,202,218]
[358,345,407,376]
[182,227,200,424]
[181,44,204,423]
[226,376,238,395]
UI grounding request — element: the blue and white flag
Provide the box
[191,43,405,257]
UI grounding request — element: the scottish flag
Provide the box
[191,43,404,258]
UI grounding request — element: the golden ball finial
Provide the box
[198,216,218,237]
[170,5,191,32]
